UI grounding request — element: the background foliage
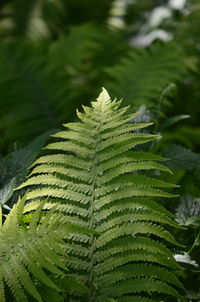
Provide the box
[0,0,200,300]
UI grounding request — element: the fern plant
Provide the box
[19,88,185,301]
[105,43,184,109]
[0,195,91,302]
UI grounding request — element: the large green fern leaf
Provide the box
[19,88,184,301]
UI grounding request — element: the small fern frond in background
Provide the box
[105,43,184,109]
[19,88,185,301]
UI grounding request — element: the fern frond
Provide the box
[95,236,173,261]
[103,278,182,299]
[96,209,179,232]
[0,195,90,301]
[96,198,175,221]
[18,175,92,193]
[99,263,183,289]
[19,88,184,301]
[29,164,92,183]
[105,43,183,109]
[95,175,177,197]
[96,222,180,248]
[100,123,153,139]
[32,154,91,170]
[96,162,171,185]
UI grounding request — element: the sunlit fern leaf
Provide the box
[105,43,184,109]
[19,88,185,301]
[0,195,89,302]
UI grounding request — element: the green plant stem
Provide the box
[88,109,103,302]
[188,229,200,254]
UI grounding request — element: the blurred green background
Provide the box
[0,1,200,298]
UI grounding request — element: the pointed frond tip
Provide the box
[98,87,111,103]
[92,87,116,111]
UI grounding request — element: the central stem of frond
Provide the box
[88,111,103,302]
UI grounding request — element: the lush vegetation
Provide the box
[0,0,200,301]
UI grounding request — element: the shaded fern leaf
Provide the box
[0,195,89,302]
[164,144,200,170]
[176,194,200,226]
[105,43,183,109]
[0,40,85,147]
[19,88,184,301]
